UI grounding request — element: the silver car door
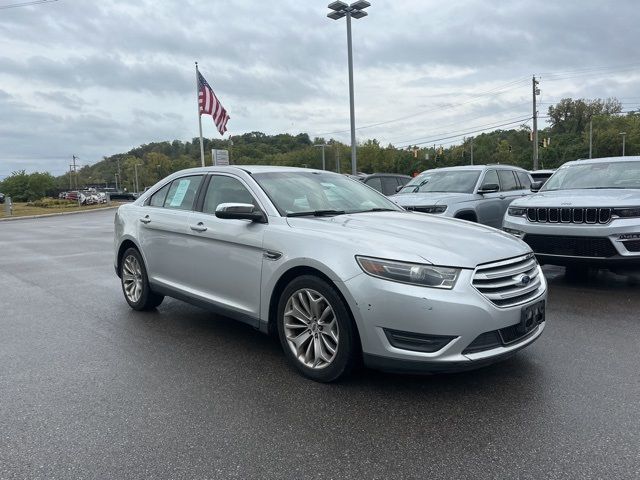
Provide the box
[137,175,204,289]
[475,169,503,227]
[497,170,522,213]
[184,174,266,324]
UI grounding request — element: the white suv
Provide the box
[503,156,640,272]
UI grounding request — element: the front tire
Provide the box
[277,275,357,382]
[120,247,164,311]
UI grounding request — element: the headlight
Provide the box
[613,207,640,218]
[407,205,447,214]
[356,256,460,289]
[508,206,527,216]
[503,227,525,238]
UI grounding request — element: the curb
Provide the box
[0,205,119,222]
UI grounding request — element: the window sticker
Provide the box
[170,179,190,207]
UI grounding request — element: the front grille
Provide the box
[623,240,640,252]
[524,234,617,258]
[463,323,541,354]
[472,254,544,308]
[526,207,612,224]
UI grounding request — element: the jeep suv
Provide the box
[503,156,640,271]
[391,165,533,228]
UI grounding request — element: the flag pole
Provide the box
[195,62,205,167]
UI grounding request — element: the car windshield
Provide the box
[398,170,481,194]
[252,171,402,216]
[542,161,640,191]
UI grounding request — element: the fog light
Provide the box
[383,328,455,353]
[503,227,525,238]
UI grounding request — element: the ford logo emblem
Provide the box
[520,275,531,286]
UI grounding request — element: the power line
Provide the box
[0,0,57,10]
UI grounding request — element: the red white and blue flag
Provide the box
[198,71,230,135]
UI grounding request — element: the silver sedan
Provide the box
[114,166,547,382]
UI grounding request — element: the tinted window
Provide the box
[163,175,203,210]
[399,170,481,194]
[149,183,170,207]
[516,171,532,189]
[382,177,399,195]
[481,170,500,190]
[498,170,519,191]
[365,177,383,192]
[203,175,257,214]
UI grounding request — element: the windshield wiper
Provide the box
[286,209,346,217]
[352,207,397,213]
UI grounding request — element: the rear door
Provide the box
[137,175,204,289]
[475,169,504,227]
[497,170,522,213]
[381,176,400,196]
[516,170,533,198]
[183,174,266,323]
[364,176,383,194]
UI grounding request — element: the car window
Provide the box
[202,175,257,214]
[399,170,481,194]
[365,177,383,193]
[516,171,532,189]
[481,170,500,190]
[149,183,171,207]
[382,177,398,195]
[163,175,203,210]
[498,170,519,191]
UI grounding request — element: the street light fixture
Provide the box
[619,132,627,156]
[314,144,329,170]
[327,0,370,176]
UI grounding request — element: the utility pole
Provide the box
[69,165,72,189]
[71,155,79,190]
[470,137,474,165]
[532,76,540,170]
[134,163,142,193]
[314,144,328,170]
[589,119,593,159]
[620,132,627,156]
[336,145,341,173]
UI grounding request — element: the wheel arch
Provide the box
[116,238,142,277]
[266,266,362,356]
[454,209,478,222]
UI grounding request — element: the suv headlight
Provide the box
[423,205,447,214]
[508,206,527,216]
[356,256,460,289]
[613,207,640,218]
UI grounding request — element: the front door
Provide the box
[183,174,266,324]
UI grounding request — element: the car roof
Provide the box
[560,156,640,167]
[529,169,555,174]
[418,164,528,174]
[169,165,331,176]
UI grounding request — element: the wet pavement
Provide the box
[1,210,639,479]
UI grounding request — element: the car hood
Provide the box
[389,192,475,207]
[286,211,530,269]
[510,188,640,207]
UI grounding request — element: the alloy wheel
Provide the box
[122,254,143,304]
[283,288,339,369]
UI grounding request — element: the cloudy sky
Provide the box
[1,0,638,177]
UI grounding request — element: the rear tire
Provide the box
[277,275,357,382]
[120,247,164,311]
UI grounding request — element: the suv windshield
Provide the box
[542,161,640,191]
[252,171,402,216]
[398,170,481,194]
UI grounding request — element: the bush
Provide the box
[26,198,76,208]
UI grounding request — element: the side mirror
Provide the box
[395,185,404,193]
[215,203,267,223]
[477,183,499,194]
[530,181,543,192]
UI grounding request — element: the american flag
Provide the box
[198,71,230,135]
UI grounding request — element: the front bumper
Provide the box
[503,216,640,268]
[341,269,547,373]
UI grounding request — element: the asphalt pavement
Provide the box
[1,210,639,479]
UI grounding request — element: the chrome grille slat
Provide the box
[472,254,544,308]
[526,207,611,224]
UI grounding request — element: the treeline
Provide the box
[1,98,638,200]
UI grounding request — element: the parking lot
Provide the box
[1,209,639,479]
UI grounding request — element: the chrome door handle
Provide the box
[140,215,151,224]
[190,222,207,232]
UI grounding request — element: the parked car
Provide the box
[390,165,533,228]
[529,169,555,185]
[503,156,640,273]
[114,166,547,382]
[355,173,412,196]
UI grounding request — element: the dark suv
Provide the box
[351,173,412,196]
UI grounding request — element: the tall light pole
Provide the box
[134,163,142,193]
[620,132,627,156]
[532,75,540,170]
[314,144,329,170]
[327,1,370,176]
